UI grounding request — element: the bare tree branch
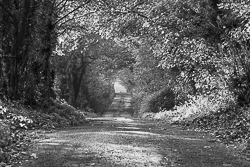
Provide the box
[57,11,95,30]
[55,0,67,9]
[53,0,92,26]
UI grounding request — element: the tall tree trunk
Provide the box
[72,59,88,107]
[0,0,33,99]
[40,0,57,101]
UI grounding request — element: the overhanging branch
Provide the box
[53,0,92,26]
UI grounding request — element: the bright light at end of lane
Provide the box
[114,81,127,93]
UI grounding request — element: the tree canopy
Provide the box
[0,0,249,112]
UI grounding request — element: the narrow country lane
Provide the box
[101,92,134,118]
[28,92,250,167]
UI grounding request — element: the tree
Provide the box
[54,28,134,110]
[218,1,250,106]
[0,0,94,105]
[0,0,57,105]
[89,0,246,109]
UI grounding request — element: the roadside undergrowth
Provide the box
[0,99,88,167]
[142,94,250,154]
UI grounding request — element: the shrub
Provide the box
[140,87,175,115]
[0,120,11,148]
[0,101,34,164]
[155,89,236,123]
[174,95,221,122]
[229,73,250,107]
[154,92,250,143]
[29,101,86,129]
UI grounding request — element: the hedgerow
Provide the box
[152,93,250,146]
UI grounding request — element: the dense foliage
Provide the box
[1,0,250,165]
[90,0,250,145]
